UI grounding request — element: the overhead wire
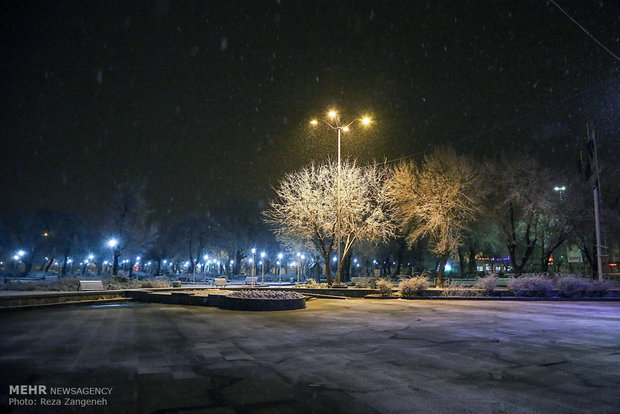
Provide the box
[548,0,620,62]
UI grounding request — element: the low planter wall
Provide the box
[0,290,129,310]
[132,290,306,311]
[221,296,306,311]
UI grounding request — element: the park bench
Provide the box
[79,280,105,291]
[244,276,258,285]
[214,278,227,287]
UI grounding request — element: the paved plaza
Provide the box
[1,299,619,413]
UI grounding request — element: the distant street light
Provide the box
[310,109,372,285]
[554,185,566,201]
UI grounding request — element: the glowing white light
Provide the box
[107,239,118,248]
[444,263,452,272]
[89,254,94,260]
[18,250,25,257]
[278,253,283,260]
[251,248,256,254]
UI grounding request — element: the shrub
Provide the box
[375,279,394,296]
[1,277,81,291]
[474,276,498,295]
[399,276,429,297]
[228,290,304,299]
[555,276,590,297]
[507,275,554,297]
[588,280,616,297]
[305,278,318,288]
[353,276,373,288]
[304,278,328,288]
[440,283,483,297]
[139,279,172,289]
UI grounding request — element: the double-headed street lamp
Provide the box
[310,109,372,285]
[554,185,566,201]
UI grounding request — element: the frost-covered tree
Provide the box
[388,148,482,286]
[264,159,396,285]
[104,179,153,276]
[484,154,554,275]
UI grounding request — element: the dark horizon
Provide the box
[2,1,618,225]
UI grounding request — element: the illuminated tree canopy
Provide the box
[264,159,396,285]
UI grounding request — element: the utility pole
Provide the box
[588,126,604,281]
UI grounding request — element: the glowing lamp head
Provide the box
[328,110,337,119]
[342,126,350,132]
[309,119,318,125]
[361,117,371,126]
[251,248,256,254]
[107,238,118,248]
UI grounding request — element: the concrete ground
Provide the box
[1,299,619,414]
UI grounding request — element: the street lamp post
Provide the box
[251,248,256,288]
[277,253,283,284]
[260,252,266,285]
[554,185,566,201]
[310,110,371,286]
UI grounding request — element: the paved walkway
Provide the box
[1,299,619,413]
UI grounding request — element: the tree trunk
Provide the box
[112,250,120,276]
[61,254,68,276]
[468,247,477,275]
[23,261,33,277]
[44,257,55,272]
[323,253,333,285]
[458,248,466,277]
[436,255,448,287]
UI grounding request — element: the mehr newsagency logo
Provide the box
[8,384,113,408]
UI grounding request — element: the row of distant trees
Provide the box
[0,180,277,278]
[264,147,620,286]
[1,148,618,283]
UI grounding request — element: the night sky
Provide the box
[1,1,618,224]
